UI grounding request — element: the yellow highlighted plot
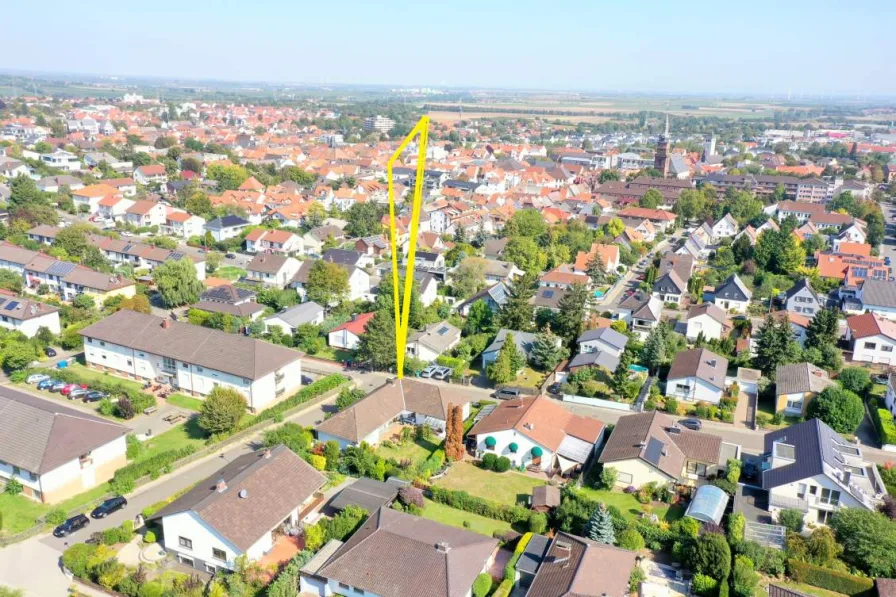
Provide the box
[387,116,430,378]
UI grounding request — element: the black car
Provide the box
[83,391,107,403]
[44,347,57,357]
[546,382,563,395]
[225,253,236,259]
[53,514,90,537]
[91,496,127,519]
[301,375,314,385]
[679,418,703,431]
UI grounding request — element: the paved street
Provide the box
[600,231,682,310]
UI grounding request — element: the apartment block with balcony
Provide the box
[762,419,885,526]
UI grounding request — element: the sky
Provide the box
[3,0,896,96]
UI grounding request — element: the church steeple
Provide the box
[654,114,670,178]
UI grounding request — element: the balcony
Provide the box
[769,494,809,512]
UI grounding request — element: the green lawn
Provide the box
[514,367,546,389]
[376,437,440,464]
[420,499,513,537]
[309,346,354,363]
[216,266,246,281]
[775,583,846,597]
[140,416,208,460]
[167,393,204,412]
[66,364,146,394]
[435,461,546,506]
[574,487,686,522]
[0,481,115,538]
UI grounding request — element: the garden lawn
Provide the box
[376,437,440,464]
[216,266,246,281]
[0,482,114,537]
[574,487,685,522]
[774,583,846,597]
[435,461,546,506]
[139,416,207,460]
[514,367,546,389]
[420,499,513,537]
[66,364,146,394]
[166,393,204,412]
[309,346,355,363]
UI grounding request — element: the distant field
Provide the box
[428,110,613,124]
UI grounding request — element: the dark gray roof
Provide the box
[329,477,399,512]
[0,387,127,473]
[531,287,568,309]
[568,350,620,371]
[517,534,551,575]
[784,278,818,302]
[715,274,752,302]
[151,445,325,551]
[266,301,324,328]
[775,363,835,395]
[200,284,256,304]
[206,215,250,229]
[762,419,847,489]
[483,328,538,356]
[322,249,364,267]
[859,278,896,309]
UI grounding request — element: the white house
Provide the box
[40,150,80,172]
[576,327,628,357]
[80,310,303,411]
[763,419,886,526]
[685,303,729,341]
[205,216,251,242]
[709,213,738,243]
[133,164,168,185]
[73,184,121,215]
[125,199,167,228]
[665,348,728,404]
[264,302,325,334]
[405,320,461,362]
[712,274,752,314]
[246,254,301,288]
[846,312,896,364]
[853,279,896,321]
[162,211,206,238]
[468,395,605,474]
[617,292,662,338]
[244,228,304,256]
[0,387,127,503]
[0,296,61,337]
[327,313,374,350]
[153,445,325,573]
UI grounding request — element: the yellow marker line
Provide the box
[387,116,430,378]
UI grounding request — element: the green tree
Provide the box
[598,169,620,183]
[805,307,839,350]
[753,315,801,375]
[180,156,203,174]
[690,532,732,580]
[198,386,248,435]
[72,294,95,309]
[344,202,384,238]
[464,300,494,336]
[185,191,213,218]
[585,502,615,545]
[829,508,896,577]
[807,385,864,433]
[374,275,425,330]
[603,217,625,238]
[731,234,753,264]
[207,164,249,191]
[504,236,547,274]
[617,528,645,551]
[838,366,871,394]
[675,189,707,222]
[641,326,667,373]
[56,224,93,257]
[487,333,525,383]
[528,328,568,371]
[356,310,397,371]
[497,274,536,332]
[153,258,204,307]
[554,283,591,347]
[0,270,22,294]
[731,556,759,597]
[587,251,607,284]
[452,257,487,299]
[280,166,317,187]
[639,188,662,209]
[306,260,349,306]
[3,342,37,371]
[503,209,547,240]
[335,387,365,411]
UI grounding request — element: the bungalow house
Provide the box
[315,378,473,448]
[152,445,325,573]
[774,362,835,416]
[784,278,822,318]
[577,327,628,357]
[264,301,325,334]
[205,215,251,242]
[299,508,497,597]
[468,395,605,474]
[762,419,886,526]
[481,328,538,369]
[599,410,737,487]
[539,265,590,290]
[616,292,662,337]
[406,320,461,362]
[713,274,752,314]
[192,284,265,320]
[328,313,375,350]
[245,228,303,256]
[665,348,728,404]
[133,164,168,185]
[685,303,730,341]
[0,387,128,503]
[653,253,694,305]
[845,312,896,364]
[246,254,301,288]
[456,282,509,316]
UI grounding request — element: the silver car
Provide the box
[420,366,437,378]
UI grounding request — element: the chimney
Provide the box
[352,313,358,322]
[161,319,171,329]
[435,541,451,553]
[263,448,272,459]
[216,478,227,492]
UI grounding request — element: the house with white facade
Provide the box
[685,303,730,341]
[162,210,206,239]
[652,253,694,305]
[244,228,303,256]
[405,320,461,362]
[617,292,662,338]
[264,302,325,334]
[151,445,325,574]
[327,313,374,350]
[40,150,80,172]
[713,274,752,314]
[205,216,251,242]
[246,254,301,288]
[73,184,121,215]
[0,295,60,337]
[0,387,127,503]
[665,348,728,404]
[468,396,605,475]
[709,213,739,243]
[763,419,886,526]
[576,327,628,357]
[481,329,538,370]
[851,279,896,321]
[315,378,472,449]
[133,164,168,185]
[846,312,896,365]
[80,310,303,411]
[784,278,823,318]
[292,259,370,302]
[124,199,167,228]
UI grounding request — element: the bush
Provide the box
[110,446,198,493]
[692,574,719,597]
[689,532,732,579]
[725,459,742,484]
[504,532,533,581]
[335,387,365,411]
[728,512,745,544]
[252,374,348,426]
[4,477,23,495]
[47,507,67,525]
[711,478,737,495]
[777,508,804,533]
[676,516,701,539]
[116,397,135,419]
[664,397,679,413]
[787,559,875,596]
[529,512,548,534]
[494,456,512,472]
[430,486,531,524]
[838,367,871,394]
[472,573,493,597]
[308,454,327,470]
[304,524,325,551]
[600,466,618,489]
[62,543,98,578]
[871,407,896,445]
[807,386,864,434]
[144,531,156,544]
[617,528,646,551]
[399,486,425,509]
[492,579,514,597]
[732,556,759,597]
[198,386,247,435]
[481,453,498,470]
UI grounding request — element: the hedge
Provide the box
[21,367,156,417]
[504,532,533,582]
[429,486,532,524]
[249,373,348,426]
[110,446,197,493]
[787,559,875,596]
[871,406,896,446]
[492,579,514,597]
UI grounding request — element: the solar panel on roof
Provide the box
[5,301,18,311]
[437,326,449,336]
[644,437,665,467]
[543,290,554,298]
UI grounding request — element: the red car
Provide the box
[61,383,88,396]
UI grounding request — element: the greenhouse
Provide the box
[685,484,729,525]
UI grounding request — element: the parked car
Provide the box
[301,375,314,385]
[225,253,236,259]
[44,347,57,357]
[69,388,90,400]
[48,381,68,393]
[432,367,452,381]
[678,418,703,431]
[494,387,522,400]
[420,366,437,378]
[547,382,563,395]
[53,514,90,537]
[91,496,128,519]
[61,383,88,396]
[27,374,51,384]
[83,391,108,403]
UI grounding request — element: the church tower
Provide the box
[654,115,670,177]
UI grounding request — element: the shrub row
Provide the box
[871,406,896,446]
[504,533,533,582]
[492,579,514,597]
[110,446,198,494]
[787,559,875,596]
[429,486,532,524]
[249,373,348,426]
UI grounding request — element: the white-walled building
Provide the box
[405,320,461,362]
[152,445,325,573]
[712,274,752,314]
[685,303,729,341]
[0,296,61,337]
[162,211,206,239]
[80,310,303,411]
[246,254,301,288]
[327,313,374,350]
[846,312,896,365]
[665,348,728,404]
[0,388,127,503]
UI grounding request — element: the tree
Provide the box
[753,315,801,375]
[554,283,591,347]
[838,366,871,394]
[829,508,896,577]
[603,217,625,238]
[586,251,607,284]
[641,326,667,373]
[356,310,397,371]
[180,156,203,174]
[599,169,620,184]
[732,556,759,597]
[281,166,317,188]
[731,234,753,264]
[374,274,425,330]
[497,274,536,332]
[600,466,618,489]
[675,189,707,222]
[335,387,365,411]
[198,386,248,435]
[503,209,547,240]
[805,308,839,350]
[445,404,464,462]
[464,300,494,336]
[153,258,204,307]
[185,191,213,218]
[3,342,36,371]
[807,385,864,433]
[690,532,732,580]
[0,270,23,294]
[585,502,615,545]
[640,189,662,209]
[453,257,487,299]
[487,333,525,383]
[617,528,645,551]
[207,164,249,191]
[529,328,568,371]
[72,294,95,309]
[344,202,384,238]
[505,236,547,274]
[306,260,349,306]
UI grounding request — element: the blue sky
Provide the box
[3,0,895,95]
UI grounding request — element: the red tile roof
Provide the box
[330,313,375,336]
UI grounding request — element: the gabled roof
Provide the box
[784,278,819,302]
[761,419,857,490]
[527,532,637,597]
[847,312,896,340]
[0,387,128,473]
[577,327,628,351]
[667,348,728,390]
[151,445,325,551]
[315,508,497,597]
[775,363,835,395]
[483,328,538,356]
[206,215,250,229]
[329,312,375,337]
[859,278,896,309]
[687,303,728,326]
[266,301,325,328]
[714,274,752,302]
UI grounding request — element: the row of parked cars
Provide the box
[26,373,108,403]
[420,365,452,380]
[53,496,129,537]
